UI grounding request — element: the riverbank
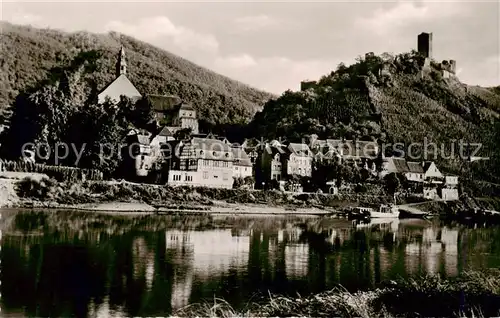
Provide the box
[175,270,500,318]
[3,173,499,216]
[0,174,401,214]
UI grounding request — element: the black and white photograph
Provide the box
[0,0,499,317]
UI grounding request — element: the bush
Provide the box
[16,176,58,200]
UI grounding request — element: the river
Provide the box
[1,209,500,317]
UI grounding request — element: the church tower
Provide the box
[98,45,141,103]
[116,46,127,77]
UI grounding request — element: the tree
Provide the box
[383,172,406,195]
[233,177,244,189]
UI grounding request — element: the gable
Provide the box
[98,74,141,103]
[424,162,442,177]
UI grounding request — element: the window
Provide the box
[203,171,208,179]
[173,175,181,181]
[235,166,239,170]
[185,175,192,182]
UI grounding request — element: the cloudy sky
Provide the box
[2,0,499,93]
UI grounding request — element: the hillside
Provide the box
[249,51,500,183]
[0,22,275,127]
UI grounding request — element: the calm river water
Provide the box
[1,209,500,317]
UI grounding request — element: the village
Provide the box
[87,37,460,202]
[0,33,461,204]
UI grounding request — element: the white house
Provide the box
[285,143,313,177]
[406,161,425,182]
[231,147,253,179]
[422,161,443,183]
[168,137,234,189]
[441,175,459,201]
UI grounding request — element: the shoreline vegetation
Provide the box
[1,172,499,215]
[174,270,500,318]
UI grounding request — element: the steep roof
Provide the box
[158,126,182,137]
[146,94,182,112]
[422,161,434,172]
[190,137,233,161]
[392,158,410,173]
[288,143,311,157]
[232,147,252,166]
[407,161,424,173]
[98,74,141,103]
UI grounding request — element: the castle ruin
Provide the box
[418,32,457,79]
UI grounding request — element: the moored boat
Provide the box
[369,204,400,218]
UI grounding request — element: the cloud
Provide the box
[213,54,344,94]
[233,14,280,32]
[3,8,43,26]
[104,16,219,54]
[356,1,466,36]
[460,55,500,87]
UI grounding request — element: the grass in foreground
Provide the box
[174,270,500,317]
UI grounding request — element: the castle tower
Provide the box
[417,32,433,59]
[449,60,457,74]
[116,46,127,77]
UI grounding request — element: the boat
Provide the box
[348,207,372,220]
[348,204,400,219]
[370,204,400,218]
[398,206,429,219]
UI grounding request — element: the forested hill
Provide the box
[0,22,275,126]
[249,51,500,183]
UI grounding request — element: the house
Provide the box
[231,146,253,179]
[124,130,169,183]
[168,137,234,189]
[146,95,199,134]
[422,161,443,199]
[256,141,285,187]
[380,157,410,178]
[98,46,142,103]
[422,161,443,183]
[156,126,183,142]
[312,137,378,167]
[441,175,459,201]
[406,161,425,182]
[284,143,313,177]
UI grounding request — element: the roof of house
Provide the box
[179,103,195,111]
[391,157,410,173]
[146,94,183,112]
[407,161,424,173]
[310,139,327,149]
[422,161,434,172]
[232,147,252,166]
[288,143,311,157]
[158,126,182,137]
[190,137,233,161]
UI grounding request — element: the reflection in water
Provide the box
[1,211,500,317]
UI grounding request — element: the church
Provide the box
[98,46,199,134]
[97,46,142,103]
